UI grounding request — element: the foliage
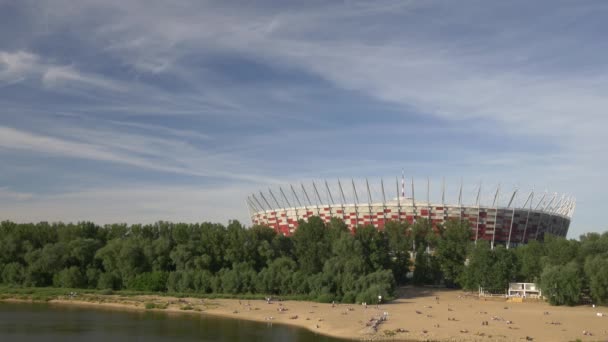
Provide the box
[540,262,582,306]
[435,220,471,287]
[584,255,608,304]
[515,240,544,282]
[0,219,606,306]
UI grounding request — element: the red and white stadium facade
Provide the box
[247,177,575,248]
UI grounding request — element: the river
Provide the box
[0,302,349,341]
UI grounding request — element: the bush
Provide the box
[316,293,335,303]
[53,267,86,288]
[97,272,121,290]
[540,262,581,306]
[127,271,168,292]
[1,262,25,285]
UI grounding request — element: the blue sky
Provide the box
[1,0,607,238]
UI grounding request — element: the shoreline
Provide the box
[2,288,608,341]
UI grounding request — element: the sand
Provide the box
[3,287,607,341]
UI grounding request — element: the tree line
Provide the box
[0,218,606,305]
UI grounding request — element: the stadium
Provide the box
[246,176,575,248]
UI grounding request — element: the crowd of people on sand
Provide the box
[228,293,607,340]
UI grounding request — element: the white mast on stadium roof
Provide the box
[475,181,482,244]
[491,184,500,249]
[506,188,518,249]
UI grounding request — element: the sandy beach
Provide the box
[3,287,607,341]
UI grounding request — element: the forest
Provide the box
[0,217,607,306]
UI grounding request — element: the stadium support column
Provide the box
[338,179,347,221]
[442,178,447,223]
[396,177,402,222]
[532,192,546,241]
[352,179,360,226]
[491,184,500,250]
[366,178,373,225]
[411,177,417,224]
[458,178,463,221]
[381,179,387,223]
[536,193,557,240]
[427,177,431,221]
[506,188,518,249]
[269,188,282,209]
[301,183,316,216]
[252,194,266,213]
[280,187,297,221]
[475,181,482,244]
[324,180,336,219]
[246,197,256,225]
[312,181,326,218]
[290,184,305,219]
[521,191,533,244]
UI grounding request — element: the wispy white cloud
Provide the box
[0,50,39,84]
[1,1,606,235]
[42,65,125,92]
[0,125,280,184]
[0,187,33,201]
[0,184,258,224]
[0,50,126,93]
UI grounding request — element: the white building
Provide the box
[508,282,542,298]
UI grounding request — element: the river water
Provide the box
[0,302,349,342]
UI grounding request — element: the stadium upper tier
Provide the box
[247,178,574,247]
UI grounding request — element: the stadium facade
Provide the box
[247,177,575,248]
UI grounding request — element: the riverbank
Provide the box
[2,287,607,341]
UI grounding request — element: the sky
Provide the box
[1,0,607,238]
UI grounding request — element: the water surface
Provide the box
[0,302,348,342]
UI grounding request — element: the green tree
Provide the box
[1,262,25,285]
[515,240,545,282]
[584,255,608,304]
[293,217,331,275]
[436,220,471,287]
[355,225,390,272]
[384,221,411,285]
[413,246,441,285]
[540,262,581,305]
[53,266,86,288]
